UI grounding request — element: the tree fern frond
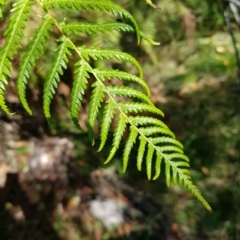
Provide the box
[139,126,175,138]
[62,22,134,35]
[104,113,127,164]
[0,0,33,113]
[153,153,162,180]
[98,98,116,151]
[0,0,5,18]
[150,137,183,149]
[43,37,74,118]
[106,86,152,105]
[118,102,164,116]
[70,60,90,129]
[146,143,154,180]
[42,0,141,43]
[158,145,183,153]
[78,46,143,79]
[17,14,54,115]
[129,116,169,130]
[95,69,150,96]
[0,87,8,113]
[87,81,105,145]
[137,136,147,171]
[123,126,138,172]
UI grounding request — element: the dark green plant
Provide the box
[0,0,211,210]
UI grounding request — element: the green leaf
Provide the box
[0,0,34,113]
[62,22,134,35]
[43,37,73,118]
[98,98,116,151]
[146,144,154,180]
[95,69,150,96]
[17,14,54,115]
[42,0,141,43]
[118,102,164,116]
[70,60,90,129]
[78,46,143,79]
[104,113,127,164]
[123,126,138,172]
[87,81,105,145]
[137,136,146,171]
[153,153,162,180]
[106,86,152,105]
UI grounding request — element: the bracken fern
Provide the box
[0,0,211,210]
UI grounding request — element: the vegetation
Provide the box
[0,0,240,239]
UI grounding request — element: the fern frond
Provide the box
[153,153,162,180]
[17,14,54,115]
[118,102,164,116]
[87,81,105,145]
[150,137,183,149]
[62,22,134,35]
[95,69,150,96]
[98,98,116,151]
[123,126,138,172]
[0,0,5,18]
[106,86,152,105]
[139,126,175,138]
[146,143,154,180]
[137,136,147,171]
[78,46,143,79]
[129,116,169,130]
[104,113,127,164]
[70,60,90,129]
[0,0,33,113]
[42,0,140,43]
[43,37,74,118]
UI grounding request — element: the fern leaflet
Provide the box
[62,22,134,35]
[70,60,90,129]
[87,81,105,145]
[78,46,143,79]
[43,36,74,118]
[17,14,54,115]
[41,0,141,43]
[0,0,33,113]
[98,98,116,151]
[95,70,150,96]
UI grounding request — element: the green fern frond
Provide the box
[118,102,164,116]
[123,126,138,172]
[95,70,150,96]
[139,127,175,138]
[106,86,153,105]
[70,60,90,129]
[62,22,134,35]
[129,116,169,130]
[150,137,183,149]
[105,113,127,164]
[146,143,154,180]
[42,0,141,43]
[17,14,54,115]
[98,98,116,151]
[78,46,143,79]
[0,0,211,211]
[87,81,105,145]
[0,0,33,113]
[137,136,147,171]
[43,37,74,118]
[61,21,160,46]
[153,153,162,180]
[0,0,5,18]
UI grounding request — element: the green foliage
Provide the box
[0,0,211,210]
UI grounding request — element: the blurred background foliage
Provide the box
[0,0,240,239]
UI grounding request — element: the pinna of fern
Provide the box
[0,0,211,211]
